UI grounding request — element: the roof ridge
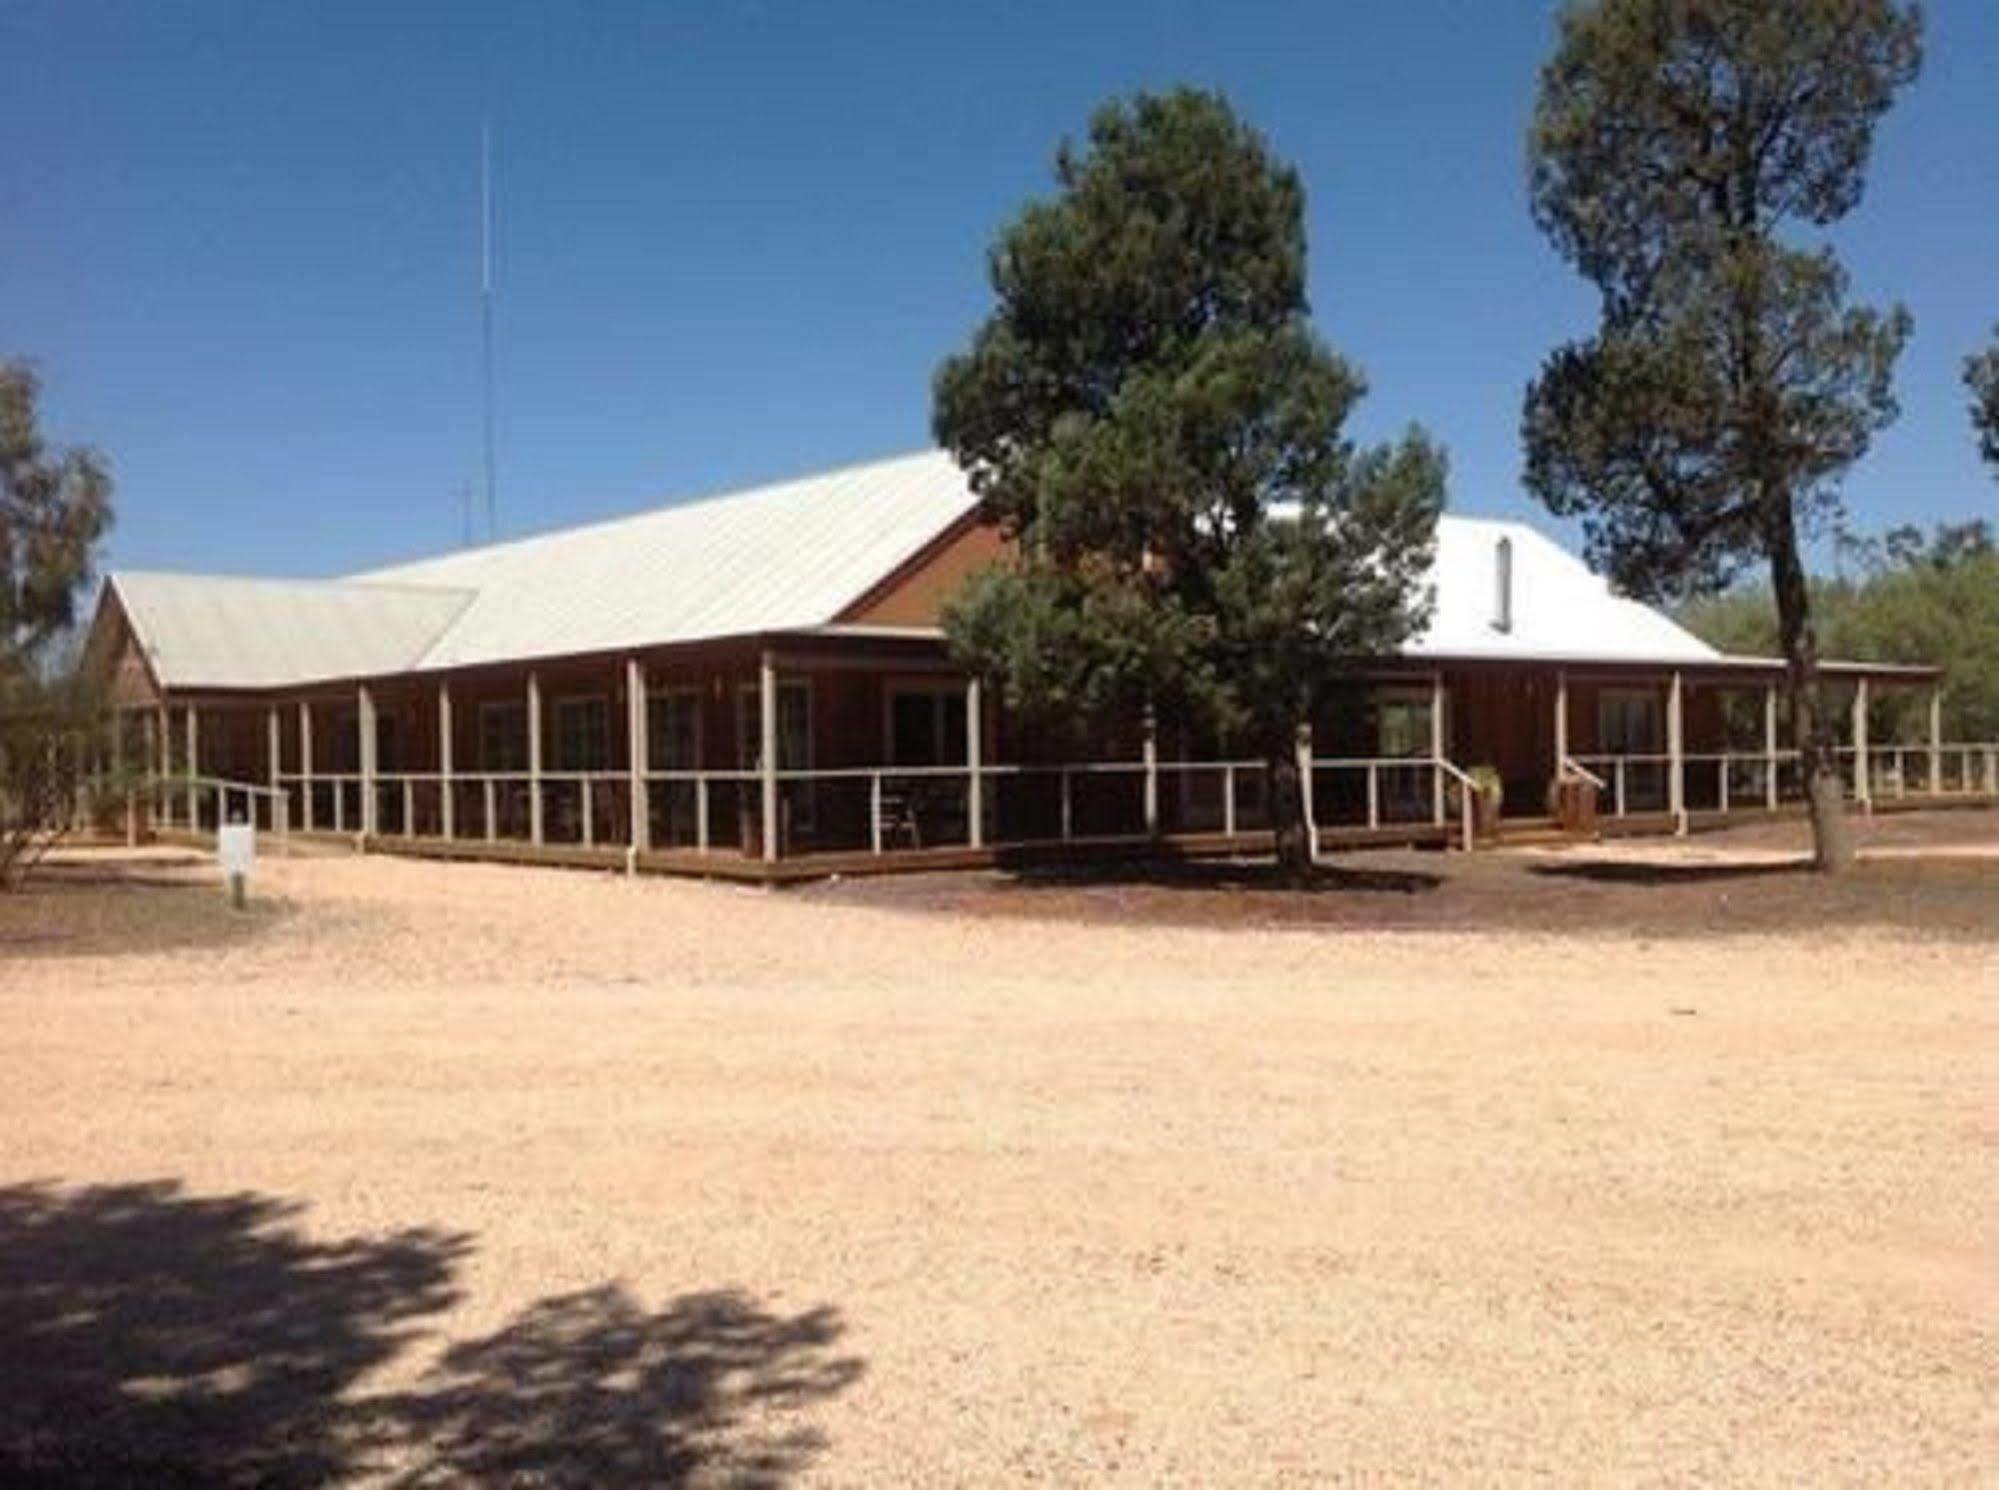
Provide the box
[113,568,477,598]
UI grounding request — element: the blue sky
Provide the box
[5,0,1994,579]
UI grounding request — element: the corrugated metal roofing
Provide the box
[104,448,1731,690]
[108,572,474,690]
[1407,515,1718,663]
[354,449,977,671]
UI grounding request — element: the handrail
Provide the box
[139,772,290,853]
[1429,757,1480,852]
[1559,755,1606,790]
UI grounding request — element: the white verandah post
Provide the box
[1553,669,1568,777]
[1141,706,1159,839]
[1430,671,1446,826]
[627,658,648,859]
[184,704,199,830]
[966,675,984,850]
[438,680,454,839]
[120,709,137,846]
[1297,722,1317,859]
[527,671,544,846]
[298,701,314,831]
[1927,685,1943,794]
[1852,676,1870,811]
[1763,684,1778,810]
[358,684,377,844]
[267,706,281,833]
[759,649,779,863]
[1667,670,1685,834]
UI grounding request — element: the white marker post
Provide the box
[217,811,256,910]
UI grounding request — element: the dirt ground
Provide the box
[1,810,1992,1485]
[818,805,1999,940]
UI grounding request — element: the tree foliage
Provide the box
[0,360,118,887]
[1967,327,1999,472]
[1680,520,1999,740]
[933,89,1446,872]
[2,361,113,678]
[0,670,121,889]
[1521,0,1921,869]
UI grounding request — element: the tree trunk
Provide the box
[1767,499,1854,872]
[1268,734,1313,880]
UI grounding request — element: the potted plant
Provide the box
[1467,765,1505,839]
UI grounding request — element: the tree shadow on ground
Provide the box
[31,853,215,882]
[0,877,289,959]
[994,856,1444,896]
[0,1181,861,1488]
[1526,858,1810,886]
[377,1286,864,1488]
[0,1179,468,1487]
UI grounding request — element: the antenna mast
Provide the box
[480,119,498,540]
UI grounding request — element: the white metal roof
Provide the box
[103,448,1738,691]
[1407,515,1719,664]
[106,572,474,690]
[350,448,976,671]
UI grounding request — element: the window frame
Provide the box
[647,685,704,772]
[552,693,613,773]
[478,699,529,773]
[883,677,970,767]
[1597,686,1663,755]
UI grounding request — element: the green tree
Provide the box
[933,89,1446,875]
[1680,520,1999,741]
[3,361,113,677]
[1522,0,1920,871]
[1967,328,1999,471]
[1,360,117,886]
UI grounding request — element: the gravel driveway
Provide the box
[2,826,1990,1485]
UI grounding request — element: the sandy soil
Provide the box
[2,819,1993,1486]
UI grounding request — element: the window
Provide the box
[328,709,360,772]
[648,688,702,771]
[887,683,968,766]
[738,679,813,833]
[1599,688,1661,754]
[554,696,611,771]
[480,701,528,771]
[1374,690,1433,759]
[736,680,812,771]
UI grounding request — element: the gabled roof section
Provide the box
[101,450,1739,694]
[104,572,474,690]
[354,449,980,670]
[1407,516,1719,664]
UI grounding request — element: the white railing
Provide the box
[1305,755,1475,850]
[145,773,290,848]
[1567,743,1998,818]
[1834,742,1999,802]
[256,743,1994,862]
[265,756,1486,858]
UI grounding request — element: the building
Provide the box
[82,450,1991,877]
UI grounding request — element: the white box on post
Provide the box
[218,820,255,910]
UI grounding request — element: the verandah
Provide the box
[112,635,1995,873]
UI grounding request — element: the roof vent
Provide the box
[1493,536,1514,633]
